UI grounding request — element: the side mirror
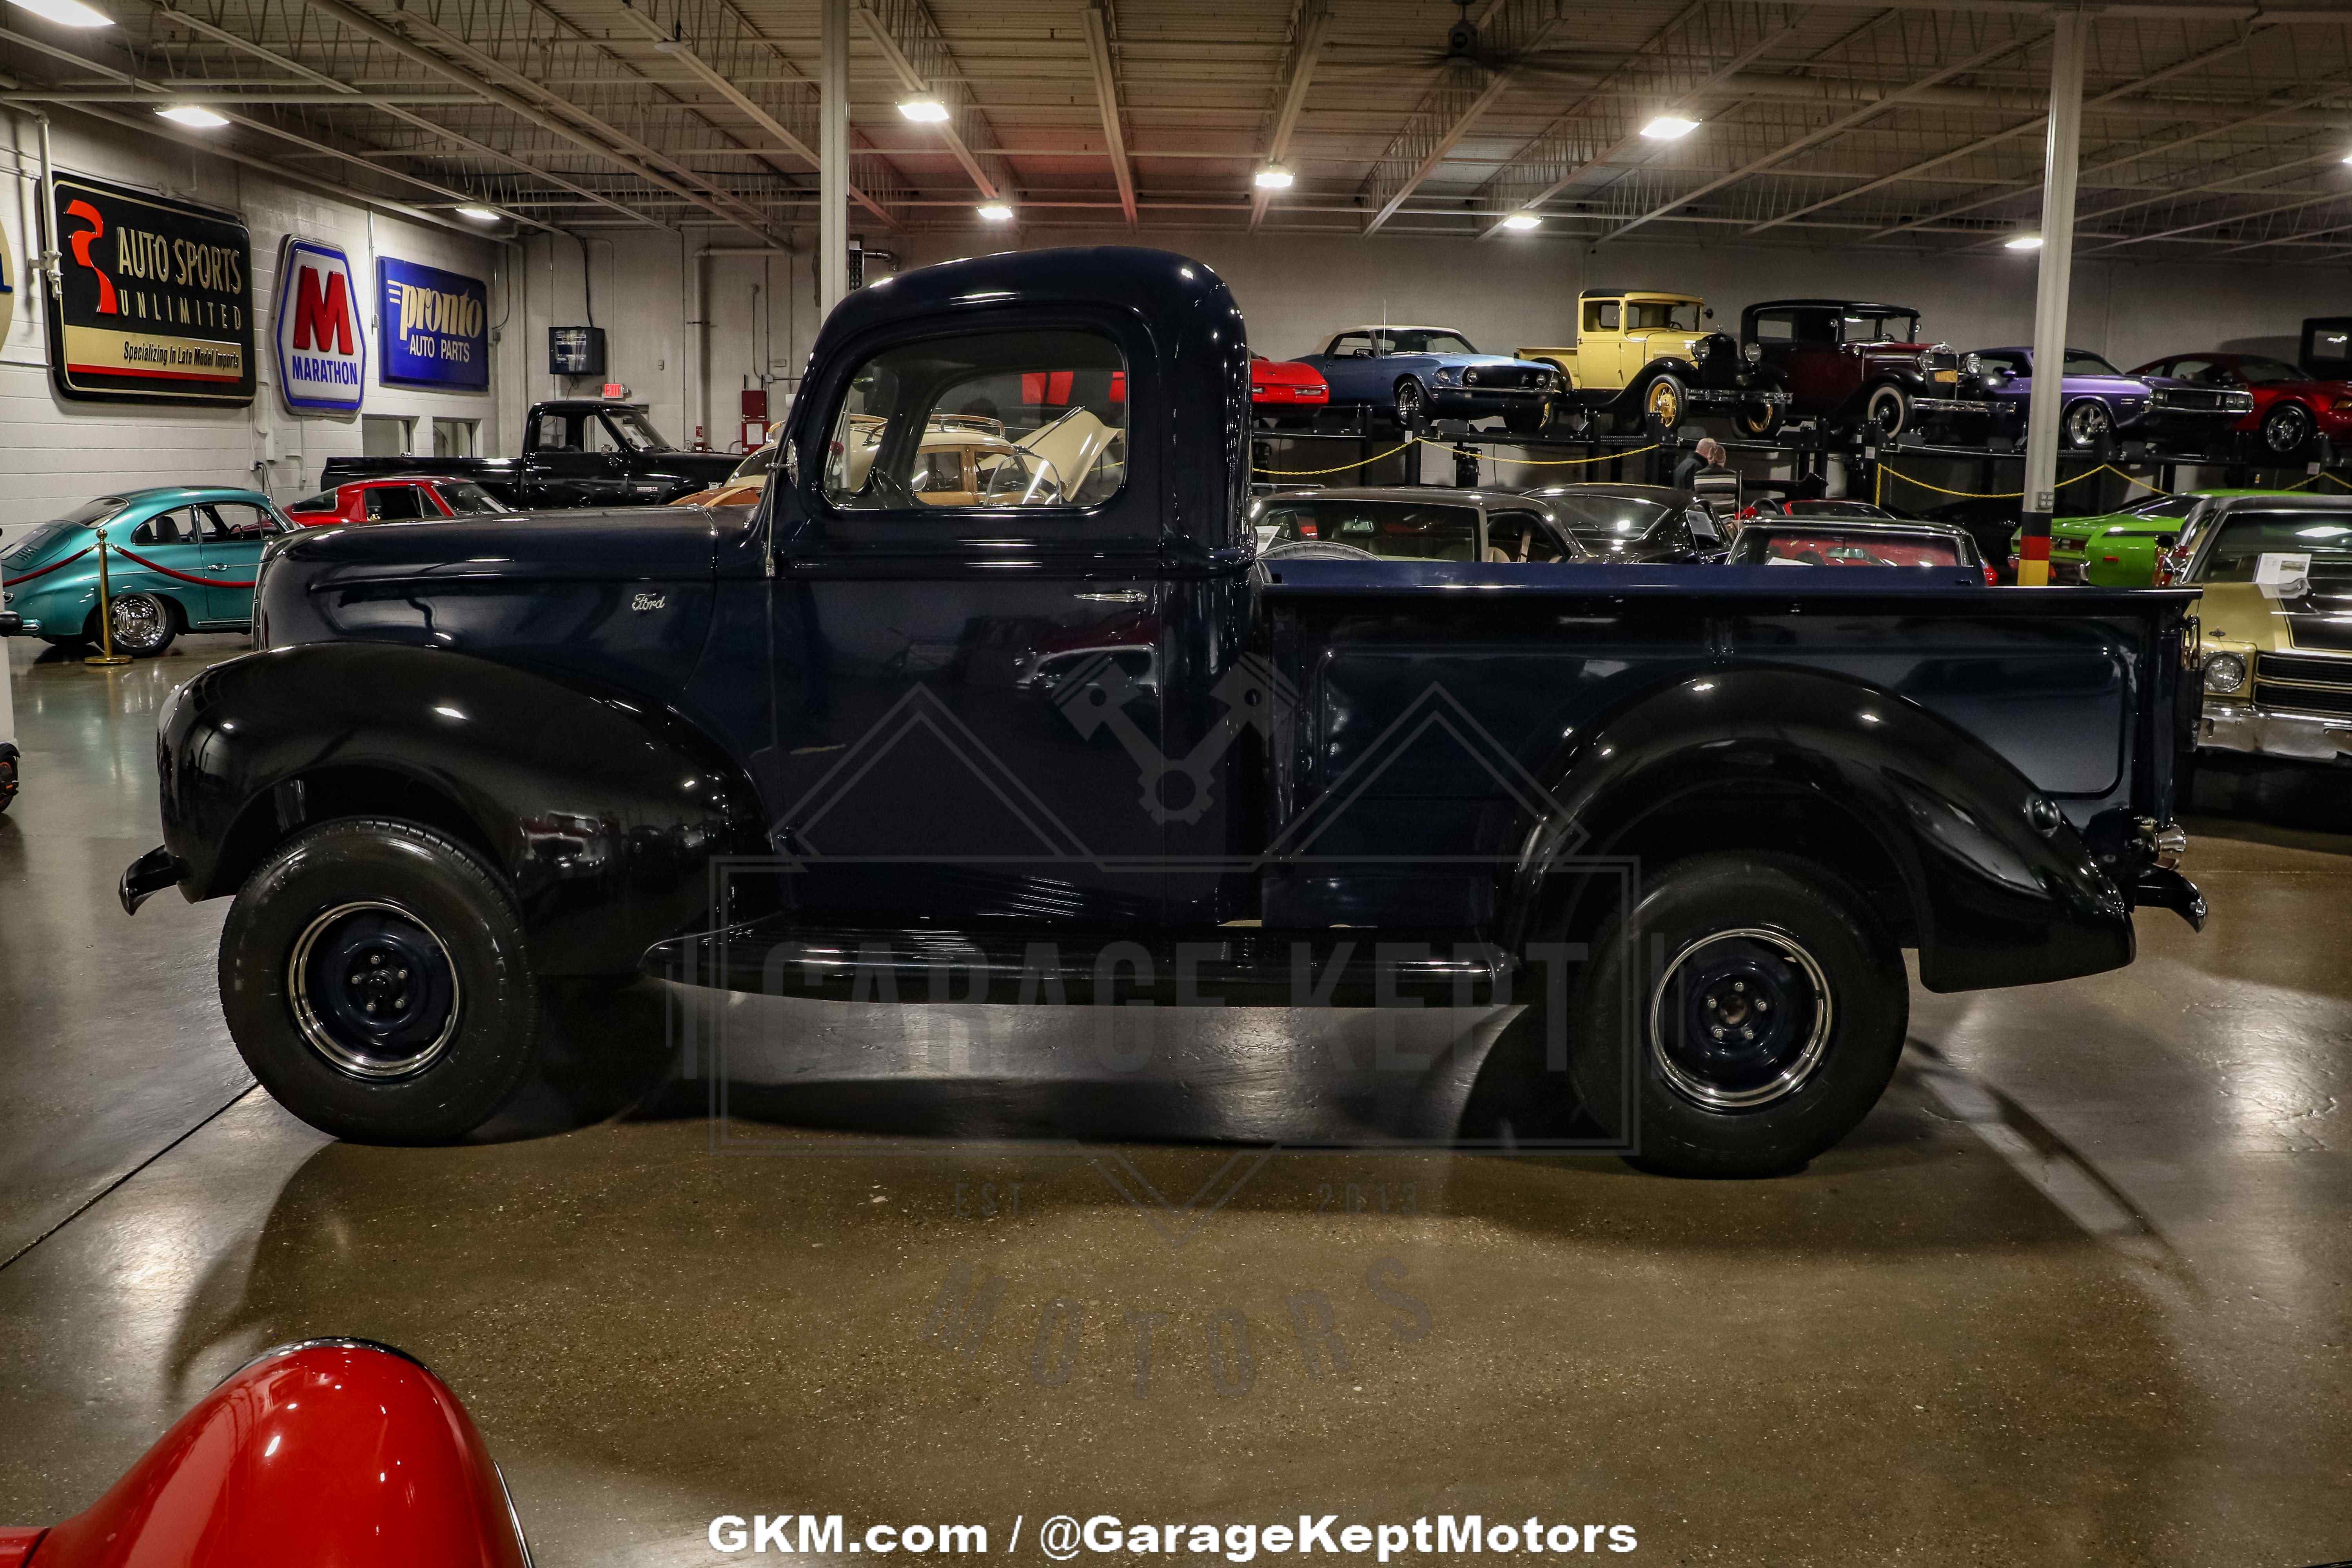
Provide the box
[1703,307,1715,321]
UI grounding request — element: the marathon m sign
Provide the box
[378,256,489,391]
[272,236,365,415]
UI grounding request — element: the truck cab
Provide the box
[318,399,737,509]
[1519,289,1788,436]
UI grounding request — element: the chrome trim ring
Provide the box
[1648,926,1834,1111]
[287,899,463,1079]
[109,593,169,653]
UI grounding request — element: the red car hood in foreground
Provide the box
[7,1341,529,1568]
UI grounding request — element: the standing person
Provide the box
[1672,437,1728,491]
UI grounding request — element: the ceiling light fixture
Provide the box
[976,203,1014,221]
[1640,115,1699,141]
[1501,212,1543,231]
[156,104,229,129]
[1254,167,1294,190]
[7,0,113,26]
[454,206,501,223]
[898,98,950,123]
[2004,233,2044,251]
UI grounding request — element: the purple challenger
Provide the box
[1972,346,2158,450]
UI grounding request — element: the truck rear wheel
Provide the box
[219,817,543,1143]
[1562,853,1907,1177]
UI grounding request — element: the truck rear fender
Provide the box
[163,642,768,975]
[1503,667,2134,993]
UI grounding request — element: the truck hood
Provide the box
[264,505,734,589]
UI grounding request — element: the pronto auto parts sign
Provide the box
[378,256,489,390]
[272,236,365,414]
[45,172,254,406]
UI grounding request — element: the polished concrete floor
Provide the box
[2,631,2349,1565]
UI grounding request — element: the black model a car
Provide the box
[1740,301,1994,441]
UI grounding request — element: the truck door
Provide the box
[526,408,623,506]
[766,316,1164,925]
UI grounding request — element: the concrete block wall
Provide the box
[0,111,501,549]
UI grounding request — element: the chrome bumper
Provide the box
[1686,388,1791,406]
[1913,397,1996,414]
[2200,701,2352,762]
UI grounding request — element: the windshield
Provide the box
[1259,498,1481,561]
[1733,528,1966,567]
[1842,312,1918,343]
[732,444,779,481]
[605,408,675,451]
[2196,513,2352,581]
[2120,494,2197,520]
[2063,350,2122,376]
[1541,493,1678,539]
[1627,301,1702,332]
[2234,357,2303,385]
[439,481,505,515]
[1381,330,1477,356]
[289,492,337,512]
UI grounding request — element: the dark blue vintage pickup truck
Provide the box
[123,247,2204,1176]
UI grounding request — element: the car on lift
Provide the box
[1252,487,1592,563]
[1510,482,1722,564]
[1738,300,1994,442]
[1292,325,1561,433]
[2174,494,2352,764]
[1970,347,2241,451]
[1517,289,1790,437]
[2129,352,2352,460]
[125,245,2203,1180]
[1249,353,1330,429]
[0,488,295,657]
[286,475,514,527]
[321,399,739,509]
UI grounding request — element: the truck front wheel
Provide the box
[219,817,543,1143]
[1563,853,1906,1177]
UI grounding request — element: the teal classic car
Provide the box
[0,488,296,657]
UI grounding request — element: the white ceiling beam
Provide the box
[1358,0,1569,234]
[1249,0,1331,230]
[856,0,1008,202]
[1080,1,1135,226]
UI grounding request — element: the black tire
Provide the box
[1562,852,1907,1178]
[2260,400,2315,459]
[89,592,177,657]
[0,750,16,814]
[1734,399,1785,439]
[2062,399,2114,451]
[1642,374,1687,432]
[219,817,543,1143]
[1393,378,1429,431]
[1863,383,1910,441]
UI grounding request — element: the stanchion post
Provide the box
[83,526,131,668]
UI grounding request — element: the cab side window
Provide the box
[367,485,428,522]
[534,412,577,451]
[1585,301,1620,332]
[131,508,191,546]
[822,328,1129,514]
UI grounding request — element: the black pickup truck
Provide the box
[320,399,738,509]
[126,247,2205,1177]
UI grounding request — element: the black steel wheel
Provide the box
[1562,852,1907,1177]
[2261,400,2316,459]
[220,817,543,1143]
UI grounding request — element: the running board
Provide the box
[641,922,1518,1008]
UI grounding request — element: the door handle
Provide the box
[1072,589,1148,604]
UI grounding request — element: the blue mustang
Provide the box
[1296,325,1561,432]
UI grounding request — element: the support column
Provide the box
[819,0,850,316]
[2017,8,2087,587]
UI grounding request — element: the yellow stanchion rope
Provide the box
[1252,436,1660,478]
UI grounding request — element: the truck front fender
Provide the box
[156,642,767,975]
[1504,666,2134,992]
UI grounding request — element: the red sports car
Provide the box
[1249,353,1329,428]
[287,475,513,527]
[2129,351,2352,459]
[0,1340,531,1568]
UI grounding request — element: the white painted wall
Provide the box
[0,111,503,550]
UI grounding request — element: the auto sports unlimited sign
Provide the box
[272,236,365,414]
[45,172,254,405]
[378,256,489,390]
